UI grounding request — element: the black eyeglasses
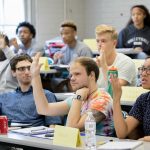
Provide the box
[138,66,150,75]
[16,66,31,72]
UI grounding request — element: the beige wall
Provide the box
[31,0,150,45]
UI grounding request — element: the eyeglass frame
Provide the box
[15,66,31,72]
[138,66,150,75]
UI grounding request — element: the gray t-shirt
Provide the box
[57,40,93,64]
[10,40,44,56]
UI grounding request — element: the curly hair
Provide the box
[16,21,36,38]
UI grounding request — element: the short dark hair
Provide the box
[16,21,36,38]
[10,54,32,71]
[71,57,99,81]
[60,21,77,31]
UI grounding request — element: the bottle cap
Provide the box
[109,66,117,71]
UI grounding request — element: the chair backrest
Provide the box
[121,86,149,101]
[83,39,97,51]
[132,59,144,71]
[50,78,73,93]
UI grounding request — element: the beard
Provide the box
[71,83,88,92]
[0,50,6,61]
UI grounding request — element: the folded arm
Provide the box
[66,88,105,130]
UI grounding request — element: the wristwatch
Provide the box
[73,94,83,101]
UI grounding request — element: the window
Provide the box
[0,0,25,38]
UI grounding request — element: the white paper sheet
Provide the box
[98,141,143,150]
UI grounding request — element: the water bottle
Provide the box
[107,66,118,98]
[84,111,96,150]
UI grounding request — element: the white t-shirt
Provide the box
[97,53,136,88]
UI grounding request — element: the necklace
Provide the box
[87,88,98,99]
[81,88,98,112]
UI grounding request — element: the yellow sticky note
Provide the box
[39,57,50,71]
[53,125,82,148]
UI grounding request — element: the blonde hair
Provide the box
[95,24,118,40]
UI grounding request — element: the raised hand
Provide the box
[30,52,43,78]
[0,32,7,49]
[96,49,107,68]
[111,74,122,102]
[53,52,64,62]
[9,37,19,49]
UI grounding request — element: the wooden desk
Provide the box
[40,69,58,74]
[0,132,80,150]
[55,93,75,101]
[92,48,139,56]
[55,92,135,113]
[83,39,140,56]
[0,132,148,150]
[121,86,149,105]
[55,92,136,106]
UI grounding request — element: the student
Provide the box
[10,21,44,56]
[0,32,18,92]
[53,21,93,64]
[31,53,114,136]
[95,24,136,89]
[117,5,150,59]
[0,53,62,127]
[111,56,150,141]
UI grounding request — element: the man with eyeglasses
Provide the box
[138,65,150,75]
[0,53,62,128]
[137,64,150,86]
[111,56,150,141]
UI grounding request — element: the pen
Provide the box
[80,132,85,136]
[31,128,46,133]
[30,127,54,135]
[97,139,113,145]
[45,133,54,137]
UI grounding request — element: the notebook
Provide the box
[10,126,54,136]
[98,141,143,150]
[11,122,32,127]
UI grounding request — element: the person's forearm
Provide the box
[66,100,82,129]
[113,100,128,139]
[2,47,15,60]
[101,65,108,88]
[32,75,50,115]
[102,65,108,81]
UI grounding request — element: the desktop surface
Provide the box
[0,132,148,150]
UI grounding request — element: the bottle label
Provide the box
[85,122,96,130]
